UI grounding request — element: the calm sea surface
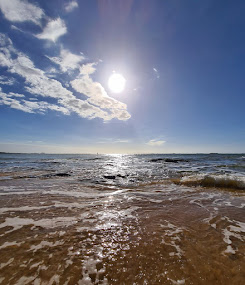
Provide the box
[0,153,244,284]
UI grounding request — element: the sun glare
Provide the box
[108,73,126,93]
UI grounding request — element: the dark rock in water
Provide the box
[39,161,60,164]
[117,174,127,178]
[103,174,128,179]
[42,172,71,178]
[167,158,189,163]
[55,173,71,177]
[104,175,116,179]
[149,158,165,162]
[87,157,103,161]
[165,159,180,163]
[149,158,189,163]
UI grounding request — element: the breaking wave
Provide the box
[173,174,245,190]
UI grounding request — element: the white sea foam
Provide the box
[30,261,43,269]
[0,190,38,196]
[0,241,24,249]
[63,277,71,285]
[47,274,60,285]
[213,198,245,209]
[80,256,107,285]
[222,217,245,254]
[0,258,14,269]
[203,212,219,229]
[189,198,210,212]
[33,278,41,285]
[15,276,36,285]
[0,216,78,235]
[148,198,164,203]
[160,221,184,258]
[65,259,73,268]
[169,279,185,285]
[29,240,65,253]
[0,205,50,213]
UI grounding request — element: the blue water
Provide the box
[0,153,245,189]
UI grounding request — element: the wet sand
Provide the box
[0,178,244,285]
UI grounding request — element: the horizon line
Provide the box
[0,152,244,155]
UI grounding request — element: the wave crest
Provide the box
[173,174,245,190]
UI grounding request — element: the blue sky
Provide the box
[0,0,245,153]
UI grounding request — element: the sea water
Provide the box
[0,153,244,284]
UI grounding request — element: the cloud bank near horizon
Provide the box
[146,139,166,146]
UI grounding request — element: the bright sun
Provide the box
[108,73,126,93]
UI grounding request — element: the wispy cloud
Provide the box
[0,87,69,115]
[80,62,96,75]
[64,1,79,13]
[36,18,67,42]
[115,139,129,143]
[98,139,130,144]
[11,25,25,33]
[146,139,166,146]
[0,75,15,86]
[153,67,160,79]
[0,0,44,25]
[48,47,85,72]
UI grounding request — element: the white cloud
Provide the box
[11,25,25,33]
[0,34,131,121]
[0,75,15,86]
[98,139,129,144]
[0,89,32,113]
[153,67,160,79]
[146,139,166,146]
[59,96,112,120]
[114,139,129,143]
[0,87,69,115]
[0,0,44,25]
[0,33,12,47]
[71,63,131,121]
[48,48,85,72]
[24,100,70,115]
[36,18,67,42]
[79,62,96,75]
[7,92,25,98]
[65,1,78,13]
[45,67,58,77]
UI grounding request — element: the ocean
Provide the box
[0,153,244,284]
